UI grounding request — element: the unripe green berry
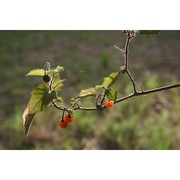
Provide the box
[43,74,50,82]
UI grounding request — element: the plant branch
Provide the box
[48,31,180,113]
[115,83,180,104]
[51,99,65,111]
[124,36,131,71]
[49,75,99,112]
[114,45,125,53]
[123,34,138,94]
[73,106,98,111]
[49,75,69,112]
[100,89,106,105]
[65,83,180,112]
[126,70,137,94]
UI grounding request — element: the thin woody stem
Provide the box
[49,76,69,112]
[51,83,180,112]
[50,75,99,111]
[51,99,65,111]
[126,70,137,94]
[73,106,98,111]
[115,83,180,104]
[124,35,137,93]
[124,36,131,71]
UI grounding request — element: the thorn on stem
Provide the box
[114,45,125,53]
[139,83,144,92]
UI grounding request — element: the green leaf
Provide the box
[28,84,57,113]
[106,88,117,101]
[139,30,160,35]
[53,74,65,91]
[70,102,76,108]
[47,70,58,76]
[102,71,120,89]
[22,106,36,136]
[56,97,63,103]
[47,66,64,76]
[71,110,75,116]
[56,66,64,72]
[26,69,45,76]
[77,87,97,98]
[95,85,103,90]
[95,85,103,94]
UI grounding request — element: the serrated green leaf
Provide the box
[106,88,117,101]
[102,71,120,89]
[53,74,65,91]
[77,87,97,98]
[140,30,160,35]
[28,84,57,113]
[26,69,45,76]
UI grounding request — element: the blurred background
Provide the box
[0,30,180,150]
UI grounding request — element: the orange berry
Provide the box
[105,100,114,108]
[65,114,73,123]
[59,119,68,128]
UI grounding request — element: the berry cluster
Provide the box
[59,114,74,129]
[59,100,114,129]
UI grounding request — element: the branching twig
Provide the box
[115,83,180,104]
[73,106,98,111]
[51,83,180,112]
[51,99,65,111]
[49,76,69,112]
[124,36,131,71]
[114,45,125,53]
[123,34,138,94]
[50,76,99,112]
[126,70,137,94]
[49,31,180,113]
[23,31,180,137]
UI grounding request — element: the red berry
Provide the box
[105,100,114,108]
[65,114,73,123]
[59,119,68,128]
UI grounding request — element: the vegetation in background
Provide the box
[0,31,180,149]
